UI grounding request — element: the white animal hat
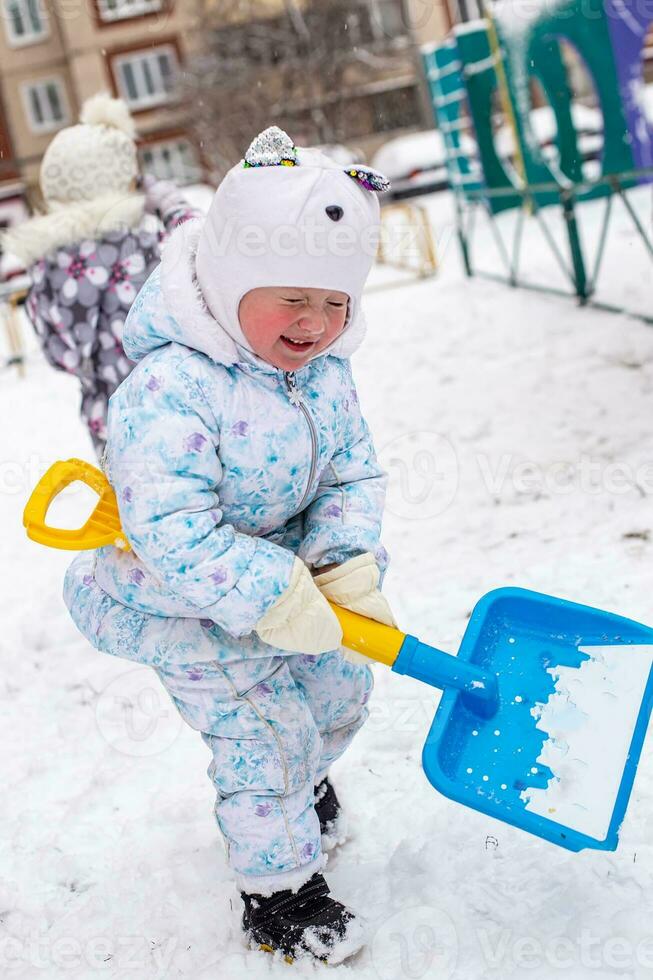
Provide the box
[195,126,389,358]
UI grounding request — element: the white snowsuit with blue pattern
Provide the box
[64,217,388,894]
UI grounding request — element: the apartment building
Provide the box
[0,0,206,231]
[0,0,450,234]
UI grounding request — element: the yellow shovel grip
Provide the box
[23,459,405,665]
[23,458,130,552]
[328,604,405,667]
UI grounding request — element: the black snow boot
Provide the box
[314,777,347,850]
[241,872,364,964]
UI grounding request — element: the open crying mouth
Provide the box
[281,336,314,350]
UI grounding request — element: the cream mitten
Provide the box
[313,552,396,627]
[255,557,343,654]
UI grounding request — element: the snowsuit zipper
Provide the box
[285,371,318,511]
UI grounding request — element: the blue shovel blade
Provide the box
[421,588,653,852]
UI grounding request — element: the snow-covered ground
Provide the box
[2,187,653,979]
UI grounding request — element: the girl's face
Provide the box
[238,286,349,371]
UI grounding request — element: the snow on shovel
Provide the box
[24,460,653,853]
[333,590,653,853]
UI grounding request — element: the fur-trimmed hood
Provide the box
[122,216,368,369]
[0,193,146,267]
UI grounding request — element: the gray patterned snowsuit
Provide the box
[24,203,197,456]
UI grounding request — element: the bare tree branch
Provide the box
[183,0,420,181]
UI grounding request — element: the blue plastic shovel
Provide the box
[335,587,653,852]
[23,461,653,854]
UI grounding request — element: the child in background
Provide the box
[0,94,198,458]
[63,127,394,964]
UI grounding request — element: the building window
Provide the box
[451,0,483,23]
[370,85,423,132]
[21,79,69,134]
[3,0,49,46]
[97,0,163,23]
[140,138,201,185]
[113,46,179,110]
[335,84,422,139]
[366,0,407,41]
[0,97,16,180]
[212,15,299,68]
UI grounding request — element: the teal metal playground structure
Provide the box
[423,0,653,319]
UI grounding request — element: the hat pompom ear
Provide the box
[80,93,136,139]
[244,126,298,168]
[345,166,390,193]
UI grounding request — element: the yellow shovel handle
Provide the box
[23,459,406,664]
[328,605,404,667]
[23,458,130,552]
